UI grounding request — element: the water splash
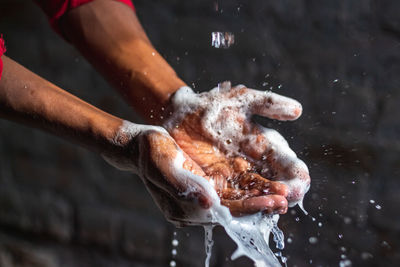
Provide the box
[173,149,286,266]
[204,225,214,267]
[298,198,308,215]
[211,32,235,48]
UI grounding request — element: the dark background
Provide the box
[0,0,399,266]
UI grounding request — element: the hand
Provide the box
[102,122,214,225]
[164,82,310,216]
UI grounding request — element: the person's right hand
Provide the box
[102,123,215,225]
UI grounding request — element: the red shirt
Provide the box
[0,35,6,81]
[0,0,135,80]
[34,0,135,35]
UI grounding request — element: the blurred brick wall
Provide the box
[0,0,399,266]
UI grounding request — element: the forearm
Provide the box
[0,56,123,155]
[61,0,186,124]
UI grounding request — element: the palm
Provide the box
[164,82,310,216]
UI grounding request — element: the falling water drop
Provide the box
[172,239,179,247]
[204,225,215,267]
[211,32,235,48]
[298,199,308,215]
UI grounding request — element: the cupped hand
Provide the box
[164,82,310,216]
[103,123,214,224]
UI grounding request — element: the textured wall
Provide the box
[0,0,399,266]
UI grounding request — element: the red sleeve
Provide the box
[34,0,135,37]
[0,35,6,81]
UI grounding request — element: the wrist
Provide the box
[101,120,168,173]
[117,40,186,124]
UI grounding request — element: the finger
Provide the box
[221,195,288,217]
[239,87,302,121]
[221,188,262,200]
[237,172,289,197]
[239,128,310,206]
[257,129,310,205]
[144,130,212,209]
[260,128,310,205]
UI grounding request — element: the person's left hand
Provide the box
[163,82,310,216]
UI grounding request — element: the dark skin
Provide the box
[0,0,310,221]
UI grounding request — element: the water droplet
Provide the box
[343,217,352,224]
[308,237,318,244]
[274,251,287,264]
[204,225,214,267]
[333,79,339,83]
[295,217,300,222]
[339,259,352,267]
[169,260,176,267]
[211,32,235,49]
[361,252,373,260]
[338,234,343,239]
[369,199,375,204]
[172,239,179,246]
[381,241,390,248]
[287,237,292,244]
[152,52,155,56]
[375,205,382,210]
[171,249,177,256]
[318,222,323,227]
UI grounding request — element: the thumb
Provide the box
[144,130,213,209]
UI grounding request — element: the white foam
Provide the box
[103,83,309,266]
[163,83,310,266]
[173,149,283,266]
[101,122,168,173]
[166,83,310,206]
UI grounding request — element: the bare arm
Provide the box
[0,56,213,221]
[61,0,186,124]
[0,56,123,154]
[59,0,309,214]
